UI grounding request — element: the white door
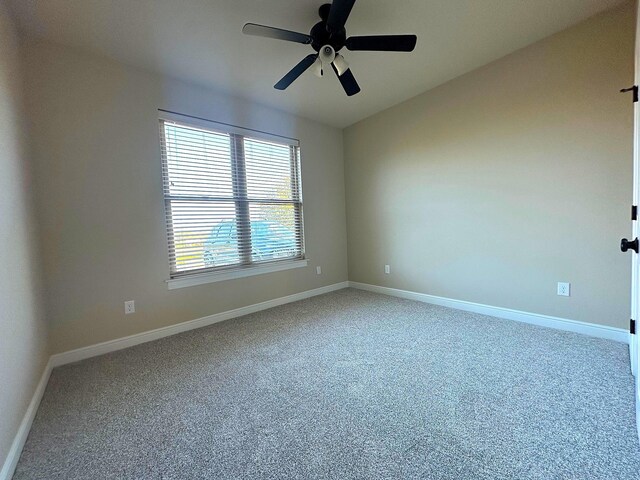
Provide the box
[628,5,640,392]
[620,5,640,378]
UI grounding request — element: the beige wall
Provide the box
[0,3,48,471]
[344,1,635,329]
[14,1,635,360]
[23,42,348,354]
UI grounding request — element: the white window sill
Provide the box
[166,259,309,290]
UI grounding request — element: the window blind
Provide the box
[159,117,304,278]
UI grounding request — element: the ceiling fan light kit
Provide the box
[333,53,349,76]
[242,0,417,96]
[319,45,336,66]
[312,57,324,77]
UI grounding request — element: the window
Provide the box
[159,114,305,287]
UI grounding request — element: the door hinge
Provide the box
[621,85,639,103]
[632,205,637,221]
[631,319,636,335]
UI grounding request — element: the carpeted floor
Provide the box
[14,288,640,479]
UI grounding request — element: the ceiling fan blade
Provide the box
[242,23,312,45]
[331,63,360,96]
[274,54,318,90]
[327,0,356,32]
[346,35,417,52]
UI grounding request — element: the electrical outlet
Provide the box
[316,266,322,275]
[557,282,570,297]
[124,300,135,314]
[384,265,391,275]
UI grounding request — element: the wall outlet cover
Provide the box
[557,282,570,297]
[124,300,135,314]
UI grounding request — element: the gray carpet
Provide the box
[14,288,640,479]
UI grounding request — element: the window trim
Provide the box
[159,110,306,288]
[166,258,308,290]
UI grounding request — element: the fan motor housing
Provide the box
[310,4,347,53]
[310,21,346,52]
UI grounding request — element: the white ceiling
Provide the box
[8,0,626,128]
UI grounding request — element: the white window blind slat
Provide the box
[159,117,305,278]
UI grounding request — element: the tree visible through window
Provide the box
[159,117,304,278]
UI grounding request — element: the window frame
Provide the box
[159,111,307,289]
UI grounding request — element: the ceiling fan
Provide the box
[242,0,417,96]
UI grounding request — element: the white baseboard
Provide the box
[349,281,629,344]
[50,281,349,367]
[0,359,53,480]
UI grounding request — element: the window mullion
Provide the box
[231,134,252,264]
[290,145,304,257]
